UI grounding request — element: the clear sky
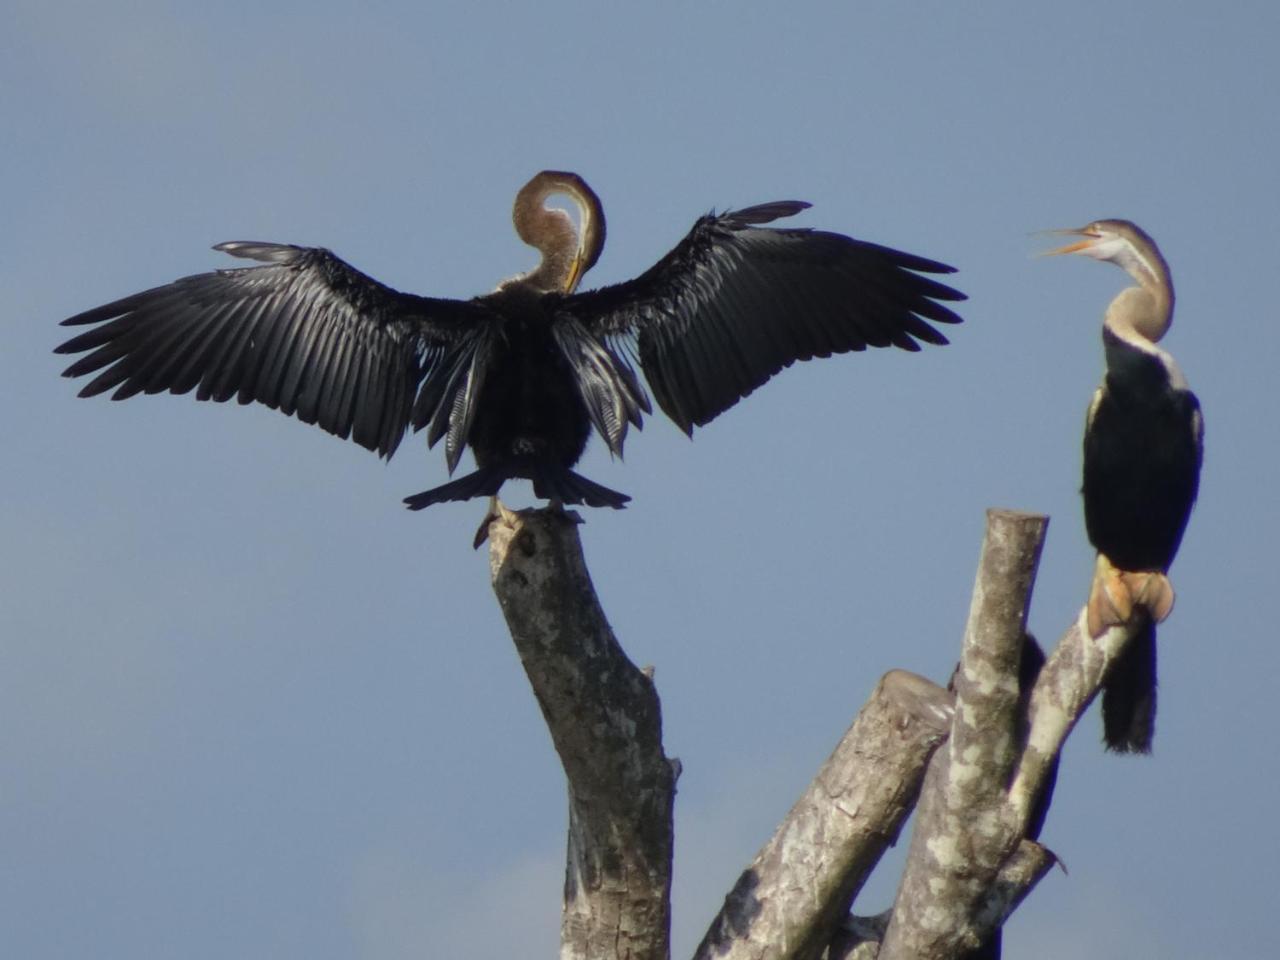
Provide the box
[4,2,1276,957]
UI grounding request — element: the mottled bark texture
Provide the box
[489,505,676,960]
[693,670,955,960]
[830,842,1055,960]
[486,505,1156,960]
[876,511,1145,959]
[879,509,1048,960]
[1006,610,1139,829]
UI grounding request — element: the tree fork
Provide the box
[486,504,1161,960]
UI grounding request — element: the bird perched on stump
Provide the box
[1046,219,1202,753]
[57,171,965,544]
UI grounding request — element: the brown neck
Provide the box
[1108,228,1174,345]
[511,171,605,294]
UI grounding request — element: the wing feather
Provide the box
[551,318,650,456]
[563,205,965,434]
[56,243,486,459]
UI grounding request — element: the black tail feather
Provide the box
[1102,617,1157,753]
[529,462,630,509]
[403,458,630,511]
[403,466,508,510]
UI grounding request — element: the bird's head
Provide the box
[1041,220,1169,291]
[513,171,606,294]
[1043,219,1174,343]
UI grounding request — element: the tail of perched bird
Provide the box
[1101,617,1158,753]
[403,458,630,511]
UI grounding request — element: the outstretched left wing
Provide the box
[560,203,965,435]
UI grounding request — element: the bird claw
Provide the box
[472,495,505,550]
[472,513,497,550]
[545,498,584,528]
[474,498,581,549]
[1086,556,1176,636]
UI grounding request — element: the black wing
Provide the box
[560,203,965,435]
[56,242,488,459]
[551,316,650,458]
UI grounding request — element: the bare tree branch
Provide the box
[877,510,1047,960]
[870,511,1150,958]
[488,504,676,960]
[961,839,1057,948]
[694,671,954,960]
[484,502,1154,960]
[830,840,1055,960]
[1007,612,1135,828]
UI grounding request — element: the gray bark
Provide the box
[875,510,1146,959]
[484,504,1156,960]
[693,670,954,960]
[1006,610,1139,828]
[879,509,1048,960]
[489,504,676,960]
[830,841,1055,960]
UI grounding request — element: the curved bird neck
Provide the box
[1101,230,1174,347]
[512,204,578,294]
[1102,255,1185,391]
[1104,286,1170,345]
[508,171,605,295]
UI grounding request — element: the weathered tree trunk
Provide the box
[485,505,1157,960]
[693,670,954,960]
[489,505,676,960]
[878,510,1048,959]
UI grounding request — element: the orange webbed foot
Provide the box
[1087,554,1134,637]
[1122,570,1176,624]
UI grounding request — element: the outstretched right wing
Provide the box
[56,242,489,459]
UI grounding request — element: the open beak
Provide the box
[1041,227,1101,257]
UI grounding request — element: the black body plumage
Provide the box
[1084,330,1202,751]
[56,180,965,512]
[1084,331,1201,569]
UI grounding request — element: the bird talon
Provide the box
[472,495,507,550]
[541,498,584,527]
[472,513,498,550]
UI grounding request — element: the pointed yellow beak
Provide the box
[563,251,587,294]
[1041,227,1100,257]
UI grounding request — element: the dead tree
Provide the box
[487,505,1148,960]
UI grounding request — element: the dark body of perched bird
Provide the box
[57,171,965,531]
[1047,219,1202,753]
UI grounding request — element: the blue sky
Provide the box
[4,2,1276,957]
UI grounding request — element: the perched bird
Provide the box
[1046,220,1202,752]
[57,171,965,539]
